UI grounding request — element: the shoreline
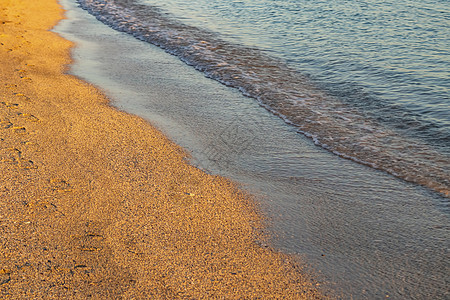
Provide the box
[0,0,322,298]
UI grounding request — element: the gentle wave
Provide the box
[77,0,449,198]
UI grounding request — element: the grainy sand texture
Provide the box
[0,0,323,298]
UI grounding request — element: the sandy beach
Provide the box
[0,0,323,298]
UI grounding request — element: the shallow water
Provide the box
[56,0,449,298]
[76,0,450,197]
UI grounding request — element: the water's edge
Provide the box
[55,1,450,299]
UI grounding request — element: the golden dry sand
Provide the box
[0,0,324,298]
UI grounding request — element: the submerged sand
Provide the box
[0,0,323,298]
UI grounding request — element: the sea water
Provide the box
[56,0,449,298]
[76,0,449,197]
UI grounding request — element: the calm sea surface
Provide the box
[77,0,449,196]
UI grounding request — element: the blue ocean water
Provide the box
[78,0,449,197]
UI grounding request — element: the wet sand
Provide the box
[0,0,323,298]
